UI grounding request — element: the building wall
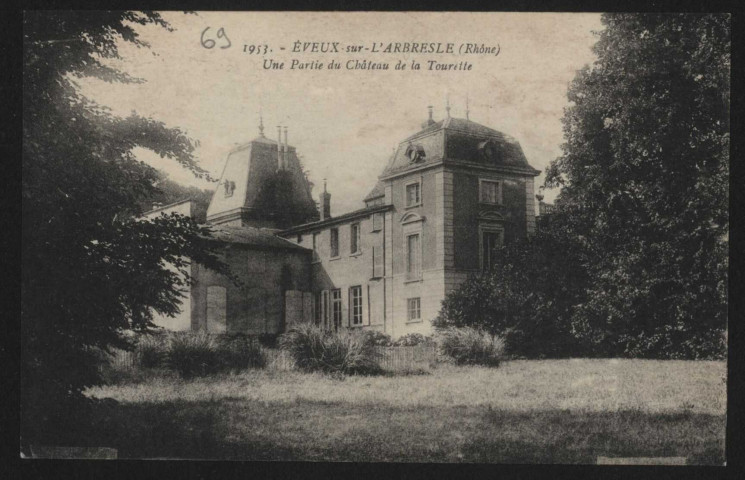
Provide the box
[292,212,387,332]
[451,169,531,271]
[384,166,446,337]
[143,200,194,331]
[191,246,312,334]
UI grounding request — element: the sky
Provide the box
[78,12,603,216]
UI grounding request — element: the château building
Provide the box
[150,108,540,339]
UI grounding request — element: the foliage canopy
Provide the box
[438,13,728,359]
[22,11,228,442]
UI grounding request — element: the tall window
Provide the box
[406,233,421,280]
[331,289,342,331]
[330,228,339,257]
[407,297,421,322]
[321,290,330,329]
[349,286,363,326]
[480,179,502,204]
[406,182,421,207]
[481,229,503,271]
[350,223,361,254]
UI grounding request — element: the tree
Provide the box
[138,170,215,223]
[22,11,228,444]
[434,220,593,358]
[544,13,729,358]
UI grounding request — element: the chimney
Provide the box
[277,125,283,170]
[283,126,289,168]
[421,105,436,129]
[320,179,331,220]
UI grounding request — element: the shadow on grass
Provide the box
[33,398,725,463]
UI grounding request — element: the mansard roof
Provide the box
[206,136,317,225]
[363,181,385,201]
[380,116,539,179]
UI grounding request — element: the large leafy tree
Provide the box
[545,13,729,358]
[434,218,593,358]
[22,11,227,442]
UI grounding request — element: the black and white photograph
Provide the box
[20,11,730,465]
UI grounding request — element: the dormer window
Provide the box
[405,144,425,163]
[479,139,498,162]
[224,180,236,198]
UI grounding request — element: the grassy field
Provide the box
[76,359,725,463]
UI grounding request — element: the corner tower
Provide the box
[372,107,540,337]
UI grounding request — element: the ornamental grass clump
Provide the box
[166,332,267,378]
[215,334,267,371]
[135,334,169,369]
[166,332,222,378]
[437,327,505,367]
[279,323,383,375]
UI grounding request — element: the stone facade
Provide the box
[276,113,540,338]
[158,111,539,339]
[190,240,312,334]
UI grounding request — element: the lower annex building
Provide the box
[150,108,540,339]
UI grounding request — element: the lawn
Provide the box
[75,359,725,463]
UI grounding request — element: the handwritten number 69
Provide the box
[201,27,232,49]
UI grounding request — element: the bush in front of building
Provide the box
[436,327,505,367]
[165,332,266,378]
[214,334,267,371]
[279,324,383,375]
[135,334,169,369]
[166,332,222,378]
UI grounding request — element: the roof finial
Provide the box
[446,94,451,118]
[466,94,470,120]
[323,178,327,193]
[258,107,265,137]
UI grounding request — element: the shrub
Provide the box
[394,333,433,347]
[257,333,279,349]
[361,330,393,346]
[436,327,505,367]
[166,332,221,378]
[215,334,267,371]
[165,332,267,377]
[135,334,168,369]
[279,323,383,375]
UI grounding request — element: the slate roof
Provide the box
[206,136,318,225]
[278,204,393,236]
[380,116,538,178]
[363,181,385,201]
[206,224,311,251]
